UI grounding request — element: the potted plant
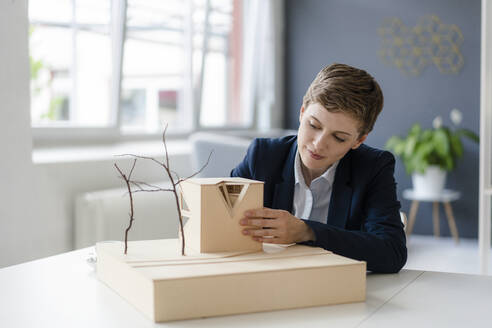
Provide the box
[385,108,479,197]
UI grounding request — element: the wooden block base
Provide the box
[96,239,366,322]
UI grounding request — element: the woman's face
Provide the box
[297,103,367,179]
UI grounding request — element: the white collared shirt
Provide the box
[293,150,338,224]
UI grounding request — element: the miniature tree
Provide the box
[114,126,212,256]
[114,159,137,255]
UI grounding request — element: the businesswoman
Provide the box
[231,63,407,273]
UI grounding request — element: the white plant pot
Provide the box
[412,166,447,198]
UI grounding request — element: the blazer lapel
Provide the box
[271,141,297,213]
[327,151,353,228]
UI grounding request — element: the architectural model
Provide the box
[179,177,263,253]
[96,177,366,322]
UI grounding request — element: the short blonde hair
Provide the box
[302,63,384,136]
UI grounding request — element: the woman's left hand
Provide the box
[239,207,315,244]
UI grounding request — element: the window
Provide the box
[29,0,112,127]
[29,0,246,138]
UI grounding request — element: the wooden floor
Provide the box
[404,234,492,275]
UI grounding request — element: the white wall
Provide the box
[0,0,39,267]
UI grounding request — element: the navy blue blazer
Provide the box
[231,135,407,273]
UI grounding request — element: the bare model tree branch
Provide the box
[176,150,214,185]
[116,154,164,168]
[114,159,137,255]
[170,170,181,181]
[132,189,174,193]
[117,149,213,189]
[114,125,212,256]
[130,180,174,192]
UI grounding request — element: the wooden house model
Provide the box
[96,179,367,322]
[178,177,264,253]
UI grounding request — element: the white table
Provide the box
[1,247,491,328]
[403,189,461,243]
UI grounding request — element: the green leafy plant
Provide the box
[385,109,479,174]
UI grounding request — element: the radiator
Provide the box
[74,182,180,249]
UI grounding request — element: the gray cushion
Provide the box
[189,132,251,178]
